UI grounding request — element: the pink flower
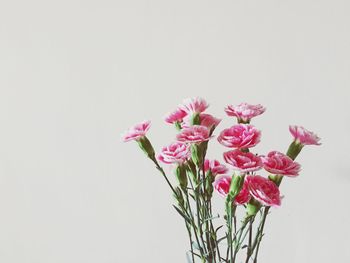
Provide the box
[158,142,191,164]
[246,175,281,207]
[165,108,187,124]
[225,103,266,122]
[223,150,262,172]
[289,125,321,146]
[204,159,228,176]
[262,151,301,177]
[180,97,209,114]
[182,113,221,129]
[176,125,211,143]
[200,114,221,129]
[214,176,250,205]
[217,124,261,148]
[122,120,151,142]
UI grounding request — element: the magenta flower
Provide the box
[214,176,250,205]
[289,125,321,146]
[122,120,151,142]
[262,151,301,177]
[158,142,191,164]
[180,97,209,114]
[204,159,228,176]
[165,108,187,124]
[246,175,281,207]
[176,125,211,143]
[217,124,261,149]
[225,103,266,123]
[223,150,262,172]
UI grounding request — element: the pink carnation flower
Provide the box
[214,176,250,205]
[176,125,211,143]
[158,142,190,164]
[289,125,321,146]
[180,97,209,114]
[182,113,221,129]
[200,114,222,129]
[246,175,281,207]
[217,124,261,149]
[122,120,151,142]
[262,151,301,177]
[225,103,266,122]
[164,108,187,124]
[223,150,262,172]
[204,159,228,176]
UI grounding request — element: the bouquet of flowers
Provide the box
[122,98,320,263]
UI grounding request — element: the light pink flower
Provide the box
[225,103,266,122]
[217,124,261,148]
[158,142,191,164]
[182,113,221,129]
[176,125,211,143]
[214,176,250,205]
[262,151,301,177]
[204,159,228,176]
[246,175,281,207]
[223,150,262,172]
[164,108,187,124]
[289,125,321,146]
[180,97,209,114]
[122,120,151,142]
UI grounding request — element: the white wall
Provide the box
[0,0,349,262]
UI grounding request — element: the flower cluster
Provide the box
[122,98,321,263]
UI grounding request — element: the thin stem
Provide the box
[185,190,206,259]
[252,208,269,263]
[152,160,177,195]
[188,177,207,258]
[245,219,254,263]
[186,224,195,263]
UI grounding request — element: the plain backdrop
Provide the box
[1,0,350,262]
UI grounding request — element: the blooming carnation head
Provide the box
[122,120,151,142]
[246,175,281,207]
[164,108,187,124]
[204,159,228,176]
[214,175,250,205]
[176,125,211,144]
[180,97,209,114]
[225,103,265,123]
[158,142,190,164]
[223,150,262,173]
[289,125,321,146]
[217,124,261,149]
[262,151,301,177]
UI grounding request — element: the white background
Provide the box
[1,0,349,262]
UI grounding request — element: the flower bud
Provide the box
[175,165,188,191]
[191,144,204,167]
[227,174,244,202]
[186,160,198,185]
[245,198,261,218]
[205,171,214,199]
[173,186,184,207]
